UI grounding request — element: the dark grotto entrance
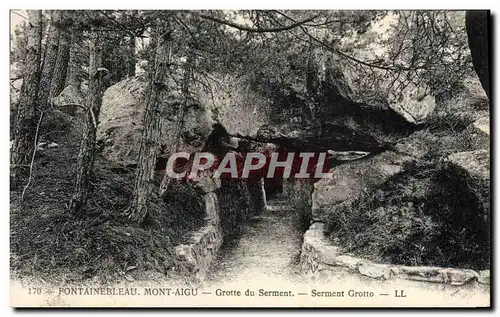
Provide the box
[264,177,284,199]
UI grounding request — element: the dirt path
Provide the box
[205,195,304,286]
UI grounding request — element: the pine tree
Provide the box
[69,30,106,213]
[49,11,71,100]
[38,10,62,111]
[126,19,173,223]
[11,10,43,184]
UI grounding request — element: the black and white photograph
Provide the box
[8,8,491,307]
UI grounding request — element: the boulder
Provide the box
[197,74,273,139]
[97,77,215,166]
[97,78,149,165]
[447,149,490,211]
[52,84,85,115]
[315,12,438,125]
[464,116,490,150]
[326,57,435,125]
[311,150,416,222]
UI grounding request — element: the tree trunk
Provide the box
[69,31,105,214]
[49,12,71,100]
[126,22,172,224]
[38,10,62,112]
[11,10,43,182]
[64,27,84,115]
[67,27,84,88]
[124,10,137,77]
[126,35,136,77]
[465,11,490,99]
[159,52,193,197]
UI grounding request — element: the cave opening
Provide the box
[264,177,284,199]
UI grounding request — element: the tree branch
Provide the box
[199,13,318,33]
[21,111,44,202]
[273,10,422,72]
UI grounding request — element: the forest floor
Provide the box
[204,194,305,286]
[10,110,203,284]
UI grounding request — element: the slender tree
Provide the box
[126,19,173,223]
[69,30,106,214]
[38,10,62,111]
[126,35,136,77]
[49,11,71,100]
[11,10,43,182]
[67,27,84,88]
[159,51,193,197]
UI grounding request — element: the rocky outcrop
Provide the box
[301,223,490,286]
[197,74,273,139]
[311,150,421,222]
[97,77,215,166]
[311,12,442,126]
[97,62,425,167]
[324,55,436,125]
[447,149,490,213]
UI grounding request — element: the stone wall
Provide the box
[173,176,266,282]
[173,191,223,283]
[217,178,266,238]
[283,179,314,230]
[301,223,490,288]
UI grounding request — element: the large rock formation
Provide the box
[312,12,440,125]
[196,74,273,139]
[447,149,490,213]
[97,77,215,166]
[95,12,475,167]
[311,149,423,222]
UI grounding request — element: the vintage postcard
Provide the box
[9,9,490,307]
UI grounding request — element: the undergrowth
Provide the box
[10,110,205,284]
[325,159,490,270]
